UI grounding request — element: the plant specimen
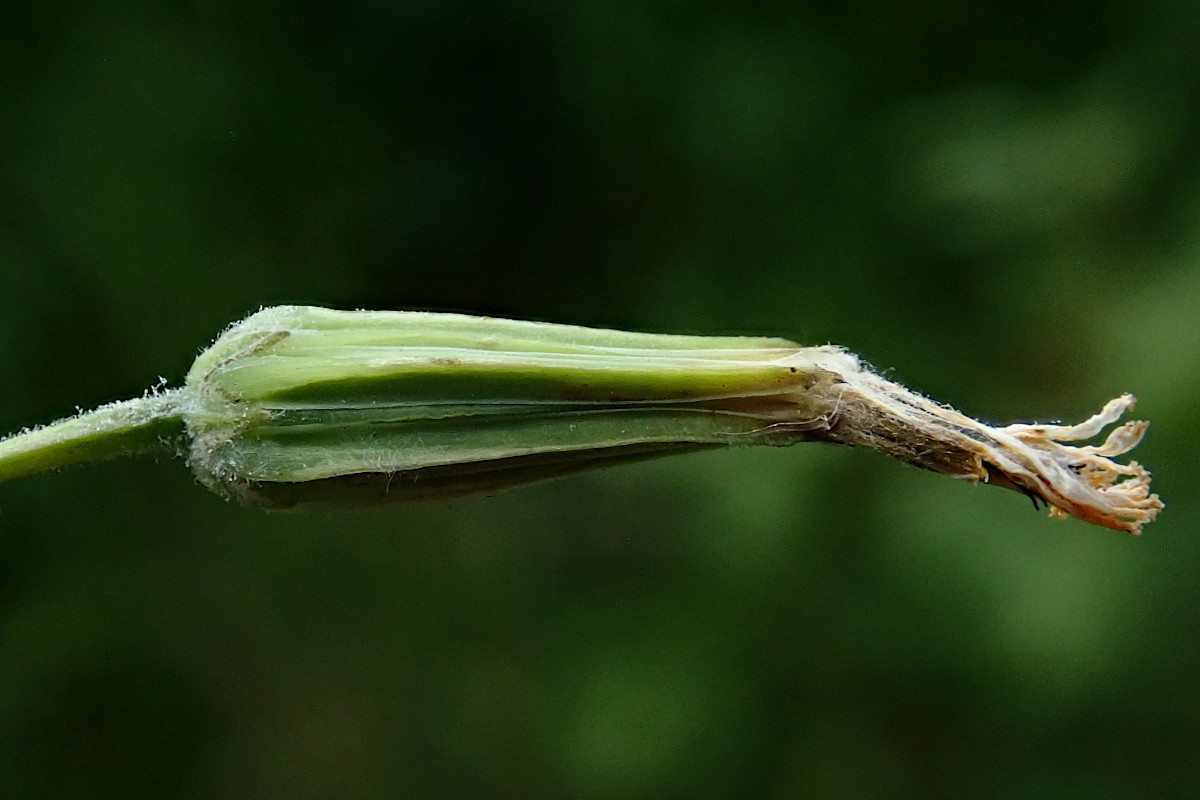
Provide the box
[0,306,1161,533]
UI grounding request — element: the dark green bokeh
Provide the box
[2,3,1198,797]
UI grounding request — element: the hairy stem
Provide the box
[0,390,186,484]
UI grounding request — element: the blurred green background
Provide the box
[2,2,1198,797]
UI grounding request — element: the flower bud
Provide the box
[0,305,1162,533]
[181,305,847,506]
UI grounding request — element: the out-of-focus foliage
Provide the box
[1,2,1198,797]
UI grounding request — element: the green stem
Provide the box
[0,390,187,484]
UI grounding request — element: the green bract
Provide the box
[0,305,1162,533]
[183,306,844,505]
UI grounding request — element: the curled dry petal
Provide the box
[795,350,1163,534]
